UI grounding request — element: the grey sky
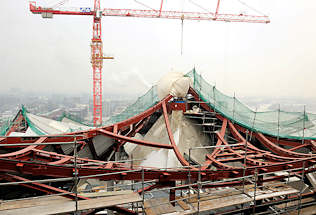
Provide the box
[1,0,316,98]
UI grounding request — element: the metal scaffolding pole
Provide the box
[277,104,280,144]
[297,161,306,215]
[253,167,258,214]
[242,130,249,193]
[197,164,201,214]
[188,148,192,203]
[142,168,145,215]
[73,135,79,214]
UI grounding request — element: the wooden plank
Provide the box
[190,193,251,211]
[79,190,134,198]
[0,193,141,215]
[144,198,176,215]
[175,197,190,211]
[276,197,314,209]
[144,201,156,215]
[187,188,243,203]
[277,197,316,215]
[178,184,299,214]
[0,196,71,211]
[254,188,298,200]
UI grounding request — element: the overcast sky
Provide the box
[1,0,316,98]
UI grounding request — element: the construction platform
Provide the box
[143,182,300,215]
[0,192,141,215]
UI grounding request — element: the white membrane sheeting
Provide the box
[8,127,38,137]
[26,113,91,135]
[124,111,210,169]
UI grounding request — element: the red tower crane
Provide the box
[29,0,269,126]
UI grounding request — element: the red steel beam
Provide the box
[97,128,173,149]
[255,132,315,158]
[6,112,24,136]
[114,94,173,130]
[0,137,47,159]
[228,121,301,161]
[2,173,89,200]
[0,156,314,182]
[162,101,190,167]
[202,119,227,170]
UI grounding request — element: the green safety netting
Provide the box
[22,106,91,134]
[105,85,159,125]
[21,106,46,135]
[57,112,93,127]
[2,69,316,140]
[185,68,316,140]
[0,119,11,136]
[0,106,45,136]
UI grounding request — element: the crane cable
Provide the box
[236,0,267,16]
[134,0,156,11]
[188,0,214,15]
[181,0,185,56]
[50,0,70,9]
[181,15,184,56]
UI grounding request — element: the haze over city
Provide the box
[1,0,316,99]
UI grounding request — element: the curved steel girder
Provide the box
[202,119,307,170]
[216,153,267,163]
[228,121,304,161]
[0,137,47,159]
[97,128,173,149]
[230,121,316,158]
[137,182,161,193]
[206,132,278,169]
[266,136,316,153]
[113,94,173,130]
[187,89,279,168]
[0,94,173,147]
[6,112,24,136]
[227,122,304,164]
[2,173,89,200]
[0,156,315,183]
[188,87,315,159]
[116,116,149,151]
[255,132,316,158]
[203,119,274,170]
[32,148,109,166]
[266,136,306,147]
[0,95,173,164]
[206,155,239,169]
[2,135,78,144]
[215,133,274,166]
[48,157,71,165]
[162,101,190,167]
[228,121,271,154]
[202,119,228,170]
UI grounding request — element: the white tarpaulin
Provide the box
[157,72,191,100]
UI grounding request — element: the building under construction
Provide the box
[0,70,316,214]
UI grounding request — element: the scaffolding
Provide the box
[0,136,314,215]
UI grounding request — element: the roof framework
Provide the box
[1,73,316,214]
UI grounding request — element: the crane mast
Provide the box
[29,0,269,127]
[91,0,103,126]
